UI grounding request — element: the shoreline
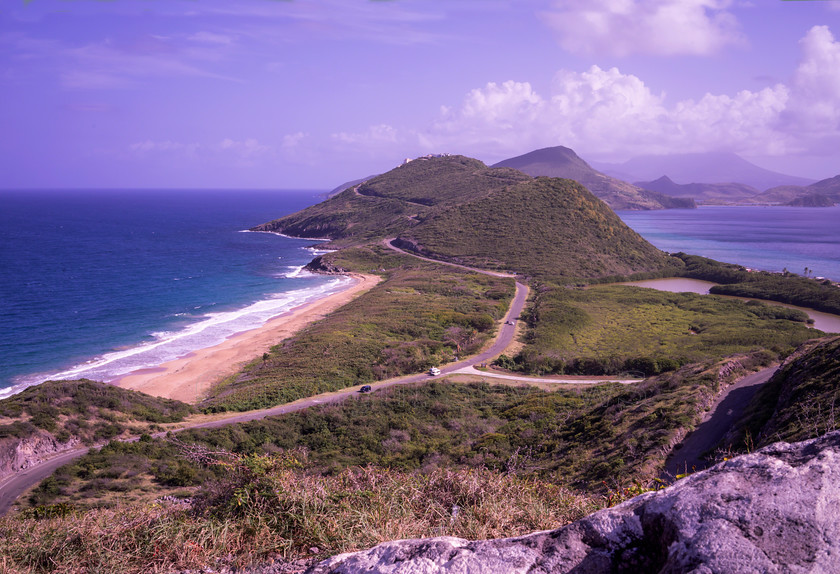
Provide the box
[114,273,381,404]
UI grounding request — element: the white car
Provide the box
[428,367,441,376]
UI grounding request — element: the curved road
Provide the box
[0,239,783,514]
[1,242,532,515]
[662,366,777,479]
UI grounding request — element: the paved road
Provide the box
[451,365,641,385]
[662,366,777,479]
[0,247,529,516]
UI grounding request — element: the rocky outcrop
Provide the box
[0,431,80,480]
[308,431,840,573]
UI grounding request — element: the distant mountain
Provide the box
[492,146,695,210]
[635,175,760,205]
[328,176,376,197]
[594,152,815,191]
[755,174,840,206]
[254,154,672,279]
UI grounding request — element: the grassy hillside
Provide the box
[201,246,515,412]
[493,146,695,210]
[252,155,677,281]
[252,155,529,247]
[0,379,194,445]
[398,177,673,279]
[723,336,840,451]
[499,283,817,377]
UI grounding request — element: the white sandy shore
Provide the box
[114,273,380,403]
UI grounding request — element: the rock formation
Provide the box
[308,431,840,573]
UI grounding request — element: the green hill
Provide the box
[252,155,529,247]
[255,155,673,279]
[493,146,696,210]
[397,177,671,278]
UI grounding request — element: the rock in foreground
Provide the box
[308,431,840,573]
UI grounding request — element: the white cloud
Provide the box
[332,124,400,146]
[540,0,743,57]
[783,26,840,138]
[61,38,238,90]
[282,132,307,150]
[188,31,234,45]
[423,29,840,165]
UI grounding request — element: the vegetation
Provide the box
[722,336,840,452]
[0,380,193,444]
[491,145,696,210]
[253,155,677,281]
[27,346,773,515]
[201,245,514,412]
[674,253,840,315]
[252,155,529,247]
[502,283,816,376]
[401,177,673,280]
[1,448,597,574]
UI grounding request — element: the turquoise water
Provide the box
[0,189,339,396]
[617,206,840,281]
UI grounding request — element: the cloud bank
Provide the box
[540,0,743,57]
[419,26,840,163]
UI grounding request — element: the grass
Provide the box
[402,177,674,280]
[1,450,598,574]
[0,380,194,445]
[507,283,817,376]
[201,245,515,412]
[722,335,840,452]
[674,253,840,315]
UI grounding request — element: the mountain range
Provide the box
[492,146,695,211]
[593,152,815,191]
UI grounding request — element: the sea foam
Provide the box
[11,276,350,393]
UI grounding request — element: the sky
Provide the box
[2,0,840,190]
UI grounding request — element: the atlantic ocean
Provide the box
[0,189,339,396]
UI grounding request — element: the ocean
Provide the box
[0,189,346,397]
[617,206,840,282]
[2,195,839,398]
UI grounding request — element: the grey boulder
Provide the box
[307,431,840,573]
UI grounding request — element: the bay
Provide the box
[0,189,332,396]
[617,206,840,282]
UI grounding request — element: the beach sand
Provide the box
[114,273,380,404]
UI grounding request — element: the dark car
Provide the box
[359,385,372,393]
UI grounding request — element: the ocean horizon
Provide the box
[2,192,839,397]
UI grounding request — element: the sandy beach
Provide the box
[114,273,380,403]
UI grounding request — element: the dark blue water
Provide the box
[0,189,342,396]
[618,206,840,282]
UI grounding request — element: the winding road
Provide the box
[0,238,772,514]
[0,240,552,515]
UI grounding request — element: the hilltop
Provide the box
[492,146,695,210]
[594,151,814,190]
[634,175,760,205]
[756,174,840,206]
[253,154,673,280]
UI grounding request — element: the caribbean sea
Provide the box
[617,206,840,282]
[0,189,341,397]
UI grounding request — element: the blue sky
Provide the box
[2,0,839,189]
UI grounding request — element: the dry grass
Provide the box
[0,450,599,574]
